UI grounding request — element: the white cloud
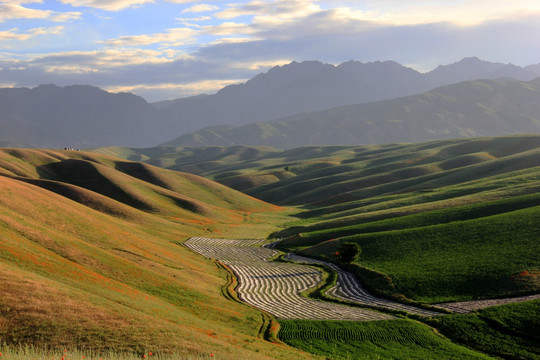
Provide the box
[104,78,244,99]
[0,28,32,41]
[58,0,154,11]
[319,0,540,26]
[208,36,261,45]
[44,64,99,74]
[231,59,292,70]
[203,21,257,36]
[216,0,321,20]
[103,27,197,46]
[28,48,183,70]
[0,2,81,22]
[30,25,65,36]
[182,4,219,13]
[0,26,65,41]
[175,16,212,22]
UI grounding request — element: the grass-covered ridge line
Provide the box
[278,319,491,360]
[292,193,540,247]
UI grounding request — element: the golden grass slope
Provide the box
[0,149,308,359]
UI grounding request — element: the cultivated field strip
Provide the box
[184,237,393,320]
[434,293,540,313]
[285,253,442,316]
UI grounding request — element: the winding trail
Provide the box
[433,294,540,313]
[185,237,435,320]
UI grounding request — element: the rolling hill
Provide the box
[0,149,312,359]
[97,134,540,305]
[3,135,539,359]
[162,78,540,148]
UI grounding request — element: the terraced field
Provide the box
[186,237,423,320]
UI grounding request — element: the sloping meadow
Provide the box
[0,149,310,359]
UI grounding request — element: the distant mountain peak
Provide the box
[429,56,535,82]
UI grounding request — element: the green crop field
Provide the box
[429,300,540,360]
[298,206,540,303]
[278,319,491,360]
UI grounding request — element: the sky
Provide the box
[1,0,540,102]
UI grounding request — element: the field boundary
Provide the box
[434,293,540,313]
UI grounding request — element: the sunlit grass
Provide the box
[0,150,312,359]
[0,344,222,360]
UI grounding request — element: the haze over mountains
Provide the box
[165,78,540,149]
[1,57,539,149]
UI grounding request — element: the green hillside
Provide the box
[97,135,540,305]
[4,135,539,359]
[0,149,310,359]
[278,319,491,360]
[298,205,539,303]
[430,300,540,359]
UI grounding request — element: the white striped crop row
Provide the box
[184,237,393,321]
[285,253,442,316]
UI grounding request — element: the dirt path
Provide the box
[434,294,540,313]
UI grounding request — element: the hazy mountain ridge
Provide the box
[1,57,539,149]
[0,84,167,149]
[156,57,537,135]
[162,78,540,149]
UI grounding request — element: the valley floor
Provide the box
[185,237,538,320]
[184,237,393,321]
[185,237,540,360]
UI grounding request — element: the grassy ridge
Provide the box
[293,164,540,222]
[0,149,311,359]
[90,136,540,359]
[278,319,491,360]
[292,193,540,246]
[95,136,540,303]
[299,206,540,303]
[95,135,540,207]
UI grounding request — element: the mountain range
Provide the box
[163,77,540,149]
[1,57,539,149]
